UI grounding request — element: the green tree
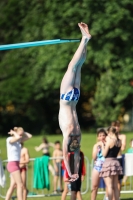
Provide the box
[89,0,133,125]
[0,0,133,134]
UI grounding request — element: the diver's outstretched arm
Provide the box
[74,150,80,174]
[63,137,78,181]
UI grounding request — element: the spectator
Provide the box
[19,143,30,200]
[99,126,123,200]
[111,121,126,197]
[53,141,63,193]
[126,139,133,153]
[35,137,55,176]
[5,127,32,200]
[35,137,54,156]
[91,129,107,200]
[122,139,133,185]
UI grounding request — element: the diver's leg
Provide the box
[60,23,91,94]
[74,45,87,89]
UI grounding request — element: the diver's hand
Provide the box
[69,174,79,182]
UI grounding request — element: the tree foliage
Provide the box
[90,0,133,126]
[0,0,133,134]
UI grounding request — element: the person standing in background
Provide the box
[35,137,54,156]
[99,126,123,200]
[53,141,63,194]
[91,129,107,200]
[5,127,32,200]
[122,139,133,185]
[19,143,30,200]
[111,121,126,197]
[126,139,133,153]
[35,137,55,176]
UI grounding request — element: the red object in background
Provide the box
[130,79,133,87]
[62,160,65,170]
[63,151,86,180]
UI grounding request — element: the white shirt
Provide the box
[6,137,21,162]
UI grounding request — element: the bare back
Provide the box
[108,136,121,149]
[117,133,126,156]
[42,143,49,154]
[20,147,29,168]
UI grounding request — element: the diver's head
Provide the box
[68,139,80,152]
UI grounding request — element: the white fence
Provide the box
[0,156,89,199]
[0,155,133,199]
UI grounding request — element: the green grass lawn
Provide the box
[0,132,133,200]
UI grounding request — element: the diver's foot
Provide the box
[78,22,91,40]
